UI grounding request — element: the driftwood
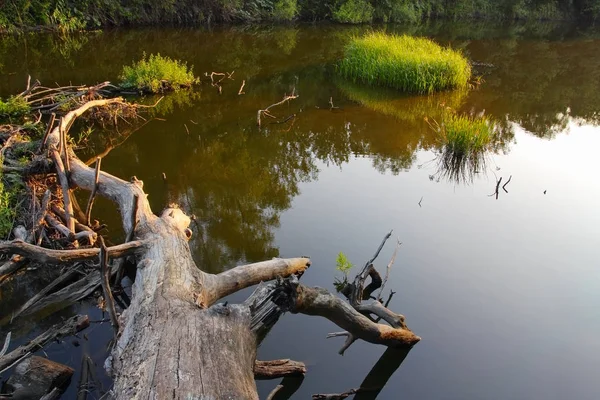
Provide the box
[0,315,89,374]
[7,97,420,399]
[4,356,73,399]
[254,359,306,380]
[257,91,299,128]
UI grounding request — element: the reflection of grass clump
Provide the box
[0,96,30,119]
[430,110,494,183]
[338,32,471,93]
[120,53,198,93]
[337,79,467,122]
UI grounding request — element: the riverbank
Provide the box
[1,0,599,33]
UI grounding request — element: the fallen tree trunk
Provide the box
[21,98,420,399]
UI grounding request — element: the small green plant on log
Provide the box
[119,53,198,93]
[334,251,354,292]
[338,32,471,93]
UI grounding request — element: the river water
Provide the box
[1,21,599,399]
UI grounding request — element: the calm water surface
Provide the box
[0,22,599,399]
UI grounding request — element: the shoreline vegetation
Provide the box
[1,0,600,33]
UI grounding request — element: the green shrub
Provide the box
[338,32,471,93]
[0,96,30,119]
[119,53,198,93]
[332,0,374,23]
[272,0,298,21]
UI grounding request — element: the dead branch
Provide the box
[377,238,401,301]
[99,236,119,336]
[45,213,96,244]
[502,175,512,193]
[238,80,246,95]
[254,359,306,380]
[49,145,76,245]
[0,314,89,374]
[114,194,138,286]
[272,276,420,350]
[85,157,102,226]
[257,92,299,128]
[206,257,310,305]
[34,189,52,246]
[0,239,148,264]
[39,113,56,153]
[51,204,97,244]
[10,267,81,321]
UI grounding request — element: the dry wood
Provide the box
[85,157,102,225]
[39,113,56,153]
[35,189,52,246]
[45,213,97,244]
[254,359,306,380]
[0,315,89,373]
[22,98,420,399]
[11,267,80,321]
[257,92,299,127]
[51,204,97,243]
[99,236,119,336]
[0,239,147,264]
[49,145,76,245]
[40,387,62,400]
[114,194,138,286]
[239,80,246,95]
[5,356,73,399]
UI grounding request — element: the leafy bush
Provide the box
[0,169,17,238]
[332,0,374,23]
[272,0,298,20]
[338,32,471,93]
[0,96,30,119]
[119,53,198,93]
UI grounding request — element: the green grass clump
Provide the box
[431,110,494,182]
[119,53,198,93]
[0,96,30,119]
[338,32,471,94]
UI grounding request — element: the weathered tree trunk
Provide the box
[2,98,420,399]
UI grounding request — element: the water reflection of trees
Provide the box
[6,24,600,269]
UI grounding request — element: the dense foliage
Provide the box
[338,33,470,93]
[1,0,600,32]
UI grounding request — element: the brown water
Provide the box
[1,22,600,399]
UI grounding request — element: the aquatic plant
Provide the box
[430,110,494,183]
[119,53,198,93]
[338,32,471,94]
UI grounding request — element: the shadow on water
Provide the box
[1,20,600,399]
